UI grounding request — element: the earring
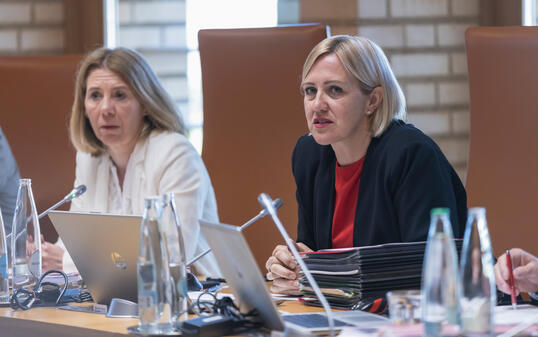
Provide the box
[367,110,371,115]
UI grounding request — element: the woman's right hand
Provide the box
[494,248,538,295]
[265,241,312,295]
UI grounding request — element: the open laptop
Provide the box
[49,211,141,305]
[199,220,389,335]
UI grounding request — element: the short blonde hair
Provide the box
[302,35,406,137]
[70,47,185,155]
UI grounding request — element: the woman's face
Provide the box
[302,53,372,149]
[84,68,145,151]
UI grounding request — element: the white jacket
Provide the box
[63,130,221,276]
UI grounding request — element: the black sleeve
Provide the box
[292,136,317,249]
[389,140,466,241]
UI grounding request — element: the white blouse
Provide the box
[60,130,221,277]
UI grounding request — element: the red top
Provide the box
[331,157,365,248]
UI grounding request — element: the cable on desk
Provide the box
[190,291,263,334]
[10,270,91,310]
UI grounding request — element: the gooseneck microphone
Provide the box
[38,185,87,220]
[241,198,283,230]
[258,193,335,337]
[186,198,283,267]
[8,185,87,241]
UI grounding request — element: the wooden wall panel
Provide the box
[64,0,104,54]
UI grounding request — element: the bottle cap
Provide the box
[143,196,160,207]
[468,207,486,215]
[430,207,450,216]
[161,193,170,203]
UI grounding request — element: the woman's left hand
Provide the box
[266,241,312,295]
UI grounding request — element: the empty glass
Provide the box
[137,197,173,334]
[460,207,496,337]
[160,193,188,326]
[11,178,41,291]
[421,208,461,337]
[387,290,421,324]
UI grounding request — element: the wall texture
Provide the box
[1,0,476,182]
[292,0,478,182]
[118,0,190,131]
[0,0,65,55]
[0,0,190,130]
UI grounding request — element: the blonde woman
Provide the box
[266,36,467,295]
[49,47,219,277]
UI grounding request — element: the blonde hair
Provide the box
[302,35,406,137]
[70,47,185,155]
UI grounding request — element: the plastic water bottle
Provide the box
[421,208,461,337]
[0,210,9,303]
[160,193,188,326]
[460,207,496,336]
[137,197,173,334]
[11,178,41,291]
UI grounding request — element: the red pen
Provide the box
[506,250,517,310]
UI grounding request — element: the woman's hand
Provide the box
[494,248,538,295]
[265,241,312,295]
[41,235,64,272]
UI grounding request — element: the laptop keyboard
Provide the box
[282,314,349,328]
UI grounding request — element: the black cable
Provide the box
[10,270,69,310]
[37,270,68,306]
[10,288,36,310]
[191,290,263,334]
[195,291,217,314]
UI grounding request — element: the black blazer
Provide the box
[292,120,467,250]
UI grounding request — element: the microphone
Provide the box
[258,193,335,337]
[238,198,283,230]
[8,185,87,241]
[38,185,87,220]
[186,198,283,267]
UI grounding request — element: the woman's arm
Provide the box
[151,133,219,276]
[390,140,467,241]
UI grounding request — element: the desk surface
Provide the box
[0,300,322,337]
[2,300,535,337]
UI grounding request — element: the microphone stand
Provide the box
[186,198,283,267]
[38,196,74,220]
[258,193,335,337]
[8,185,87,242]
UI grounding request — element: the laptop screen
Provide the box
[49,211,142,305]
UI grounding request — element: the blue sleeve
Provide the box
[0,127,21,231]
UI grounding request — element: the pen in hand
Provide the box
[506,249,517,310]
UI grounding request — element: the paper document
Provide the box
[495,304,538,325]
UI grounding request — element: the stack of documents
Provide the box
[298,241,462,309]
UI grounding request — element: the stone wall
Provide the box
[118,0,191,135]
[0,0,64,55]
[0,0,485,181]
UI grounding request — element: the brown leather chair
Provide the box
[0,55,82,242]
[465,27,538,257]
[198,24,327,268]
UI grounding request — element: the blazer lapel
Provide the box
[315,145,336,250]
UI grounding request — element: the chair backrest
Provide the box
[465,27,538,257]
[198,24,327,268]
[0,55,82,241]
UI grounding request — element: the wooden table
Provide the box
[0,305,137,337]
[1,301,536,337]
[0,300,322,337]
